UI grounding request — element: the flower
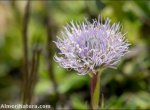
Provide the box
[54,17,130,75]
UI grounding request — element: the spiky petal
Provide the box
[54,17,130,75]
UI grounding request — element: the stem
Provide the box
[45,13,58,95]
[90,69,104,109]
[90,72,100,109]
[27,46,41,105]
[22,0,30,105]
[44,4,64,107]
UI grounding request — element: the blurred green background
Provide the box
[0,0,150,109]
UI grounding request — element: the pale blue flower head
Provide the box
[54,17,130,75]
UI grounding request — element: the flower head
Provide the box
[54,17,130,75]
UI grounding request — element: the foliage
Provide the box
[0,0,150,109]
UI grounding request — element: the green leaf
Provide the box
[58,73,88,94]
[71,95,89,110]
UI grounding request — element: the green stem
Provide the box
[90,69,104,109]
[91,72,100,109]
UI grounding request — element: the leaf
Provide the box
[58,73,88,94]
[71,94,89,110]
